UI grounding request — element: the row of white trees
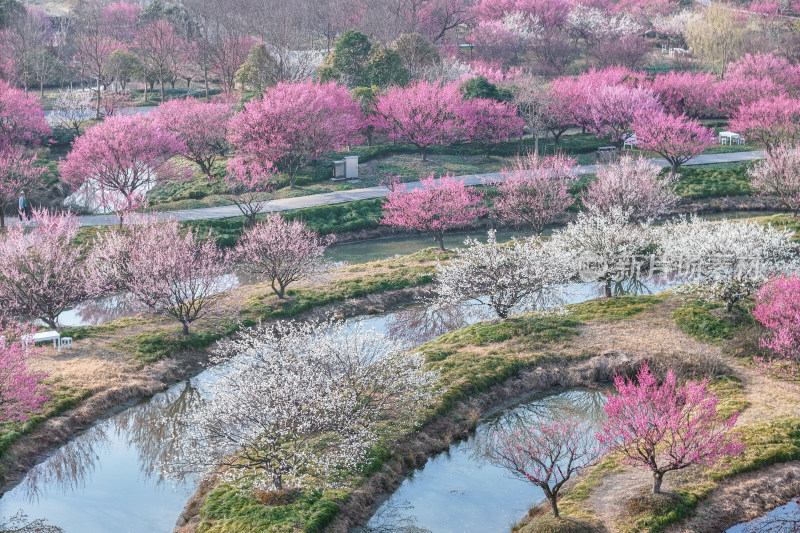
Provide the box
[435,210,796,318]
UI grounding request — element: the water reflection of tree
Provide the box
[17,426,110,502]
[362,499,433,533]
[743,500,800,533]
[0,512,62,533]
[385,303,469,344]
[113,380,202,482]
[73,295,138,326]
[471,390,608,464]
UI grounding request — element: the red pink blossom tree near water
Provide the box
[484,419,601,517]
[494,153,577,233]
[380,174,486,251]
[0,210,91,329]
[233,215,331,299]
[90,217,233,336]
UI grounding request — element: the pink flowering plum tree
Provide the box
[632,109,715,171]
[166,320,440,490]
[59,114,187,223]
[233,215,331,299]
[152,97,234,177]
[710,77,783,119]
[457,97,523,158]
[587,85,661,145]
[748,145,800,216]
[598,363,745,494]
[726,53,800,96]
[0,211,91,329]
[0,148,45,227]
[0,321,49,422]
[646,71,716,118]
[0,80,51,152]
[753,275,800,360]
[91,217,234,335]
[227,80,362,189]
[584,155,678,221]
[380,174,486,251]
[730,96,800,155]
[485,418,601,517]
[495,153,578,234]
[374,81,464,161]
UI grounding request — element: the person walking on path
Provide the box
[18,191,28,222]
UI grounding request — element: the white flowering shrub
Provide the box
[164,320,440,491]
[549,208,655,297]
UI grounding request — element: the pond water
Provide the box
[355,388,608,533]
[726,499,800,533]
[0,256,674,533]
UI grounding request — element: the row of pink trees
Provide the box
[486,363,744,517]
[0,211,331,335]
[380,153,682,249]
[372,81,523,160]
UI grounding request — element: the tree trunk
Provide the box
[95,78,102,120]
[421,146,428,161]
[143,77,148,103]
[0,208,5,228]
[160,80,165,102]
[534,134,539,156]
[434,232,445,251]
[182,322,190,336]
[549,496,560,518]
[653,471,664,494]
[273,475,282,491]
[604,279,612,298]
[204,67,209,99]
[726,300,734,313]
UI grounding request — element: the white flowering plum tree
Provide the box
[549,208,654,298]
[165,321,440,491]
[434,230,572,319]
[661,217,796,312]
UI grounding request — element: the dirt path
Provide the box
[579,298,800,532]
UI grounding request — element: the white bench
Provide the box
[24,331,62,352]
[623,134,637,149]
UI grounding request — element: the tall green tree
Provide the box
[366,45,408,87]
[235,42,278,92]
[459,76,512,102]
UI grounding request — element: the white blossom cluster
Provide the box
[503,12,543,42]
[162,320,440,491]
[568,5,643,39]
[435,230,573,319]
[660,216,796,310]
[434,211,798,315]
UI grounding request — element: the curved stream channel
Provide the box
[0,222,696,531]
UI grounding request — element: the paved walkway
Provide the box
[23,150,766,228]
